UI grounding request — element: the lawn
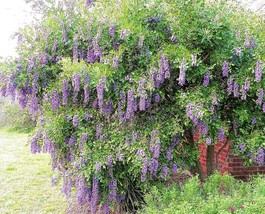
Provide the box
[0,130,67,213]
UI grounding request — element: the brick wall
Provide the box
[194,131,265,180]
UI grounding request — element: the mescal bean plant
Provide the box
[0,0,264,213]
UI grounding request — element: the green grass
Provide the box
[0,130,67,214]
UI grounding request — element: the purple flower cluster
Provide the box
[161,165,169,179]
[95,162,102,174]
[235,47,242,56]
[106,155,113,167]
[51,90,60,110]
[109,25,116,37]
[141,158,148,182]
[222,61,229,77]
[255,148,264,166]
[120,29,130,40]
[17,89,28,109]
[233,83,239,97]
[71,74,81,92]
[96,76,106,109]
[227,77,233,95]
[62,172,73,197]
[206,138,212,145]
[256,88,264,106]
[91,177,99,213]
[198,121,208,137]
[241,78,250,100]
[244,35,256,48]
[84,112,90,121]
[154,93,160,103]
[73,37,79,61]
[28,95,39,116]
[125,89,135,120]
[72,115,79,127]
[27,58,36,73]
[191,54,197,67]
[160,55,170,79]
[254,60,263,82]
[30,132,42,154]
[96,125,102,139]
[84,74,90,105]
[62,79,69,106]
[186,103,203,125]
[218,129,225,142]
[76,175,91,205]
[149,158,159,175]
[113,56,119,68]
[178,59,186,86]
[172,164,178,174]
[108,178,117,201]
[203,71,210,87]
[40,53,48,67]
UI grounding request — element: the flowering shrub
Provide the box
[0,0,264,212]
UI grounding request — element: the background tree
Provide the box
[0,0,264,213]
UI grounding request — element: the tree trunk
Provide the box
[206,145,215,176]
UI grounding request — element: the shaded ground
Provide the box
[0,130,67,213]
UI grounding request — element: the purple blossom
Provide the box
[108,178,117,201]
[235,47,242,56]
[178,59,186,86]
[84,74,90,105]
[166,148,172,161]
[76,175,91,205]
[102,100,113,115]
[71,74,81,92]
[255,148,264,166]
[172,164,178,174]
[263,102,265,113]
[254,60,263,82]
[28,95,38,116]
[137,149,145,159]
[113,56,119,68]
[256,89,264,106]
[80,133,88,144]
[103,202,110,214]
[69,137,76,147]
[244,35,256,48]
[106,155,113,167]
[149,158,159,175]
[203,71,210,87]
[139,96,146,111]
[152,142,161,159]
[120,29,130,40]
[150,69,158,88]
[96,76,106,108]
[86,0,93,6]
[141,158,148,182]
[132,131,138,142]
[40,53,48,67]
[233,83,239,97]
[160,55,170,79]
[155,93,160,103]
[84,113,90,121]
[73,37,79,61]
[92,99,98,109]
[91,177,99,213]
[146,97,151,109]
[186,103,203,125]
[62,173,73,197]
[206,138,212,145]
[95,162,102,174]
[0,85,7,97]
[218,129,225,142]
[161,165,169,179]
[27,58,36,73]
[116,153,125,162]
[62,79,69,106]
[17,89,28,109]
[43,134,54,153]
[171,35,177,42]
[222,61,229,77]
[109,25,116,37]
[96,125,102,138]
[227,77,234,95]
[51,90,60,110]
[125,89,135,120]
[30,132,42,154]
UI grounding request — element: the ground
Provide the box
[0,130,67,214]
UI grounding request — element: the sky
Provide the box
[0,0,34,58]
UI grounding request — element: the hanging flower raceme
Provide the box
[84,74,90,105]
[73,36,79,61]
[254,60,263,82]
[76,175,91,205]
[222,61,229,77]
[178,59,186,86]
[73,115,79,127]
[96,76,106,109]
[141,158,148,182]
[109,25,116,37]
[161,165,169,179]
[51,89,60,110]
[71,74,81,92]
[256,89,264,106]
[154,93,160,103]
[227,77,234,95]
[160,55,170,79]
[27,57,36,73]
[203,71,210,87]
[233,83,239,97]
[108,178,117,201]
[186,102,203,125]
[30,132,42,154]
[125,89,135,120]
[218,129,225,142]
[241,78,250,100]
[17,89,28,109]
[62,79,69,106]
[113,56,119,68]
